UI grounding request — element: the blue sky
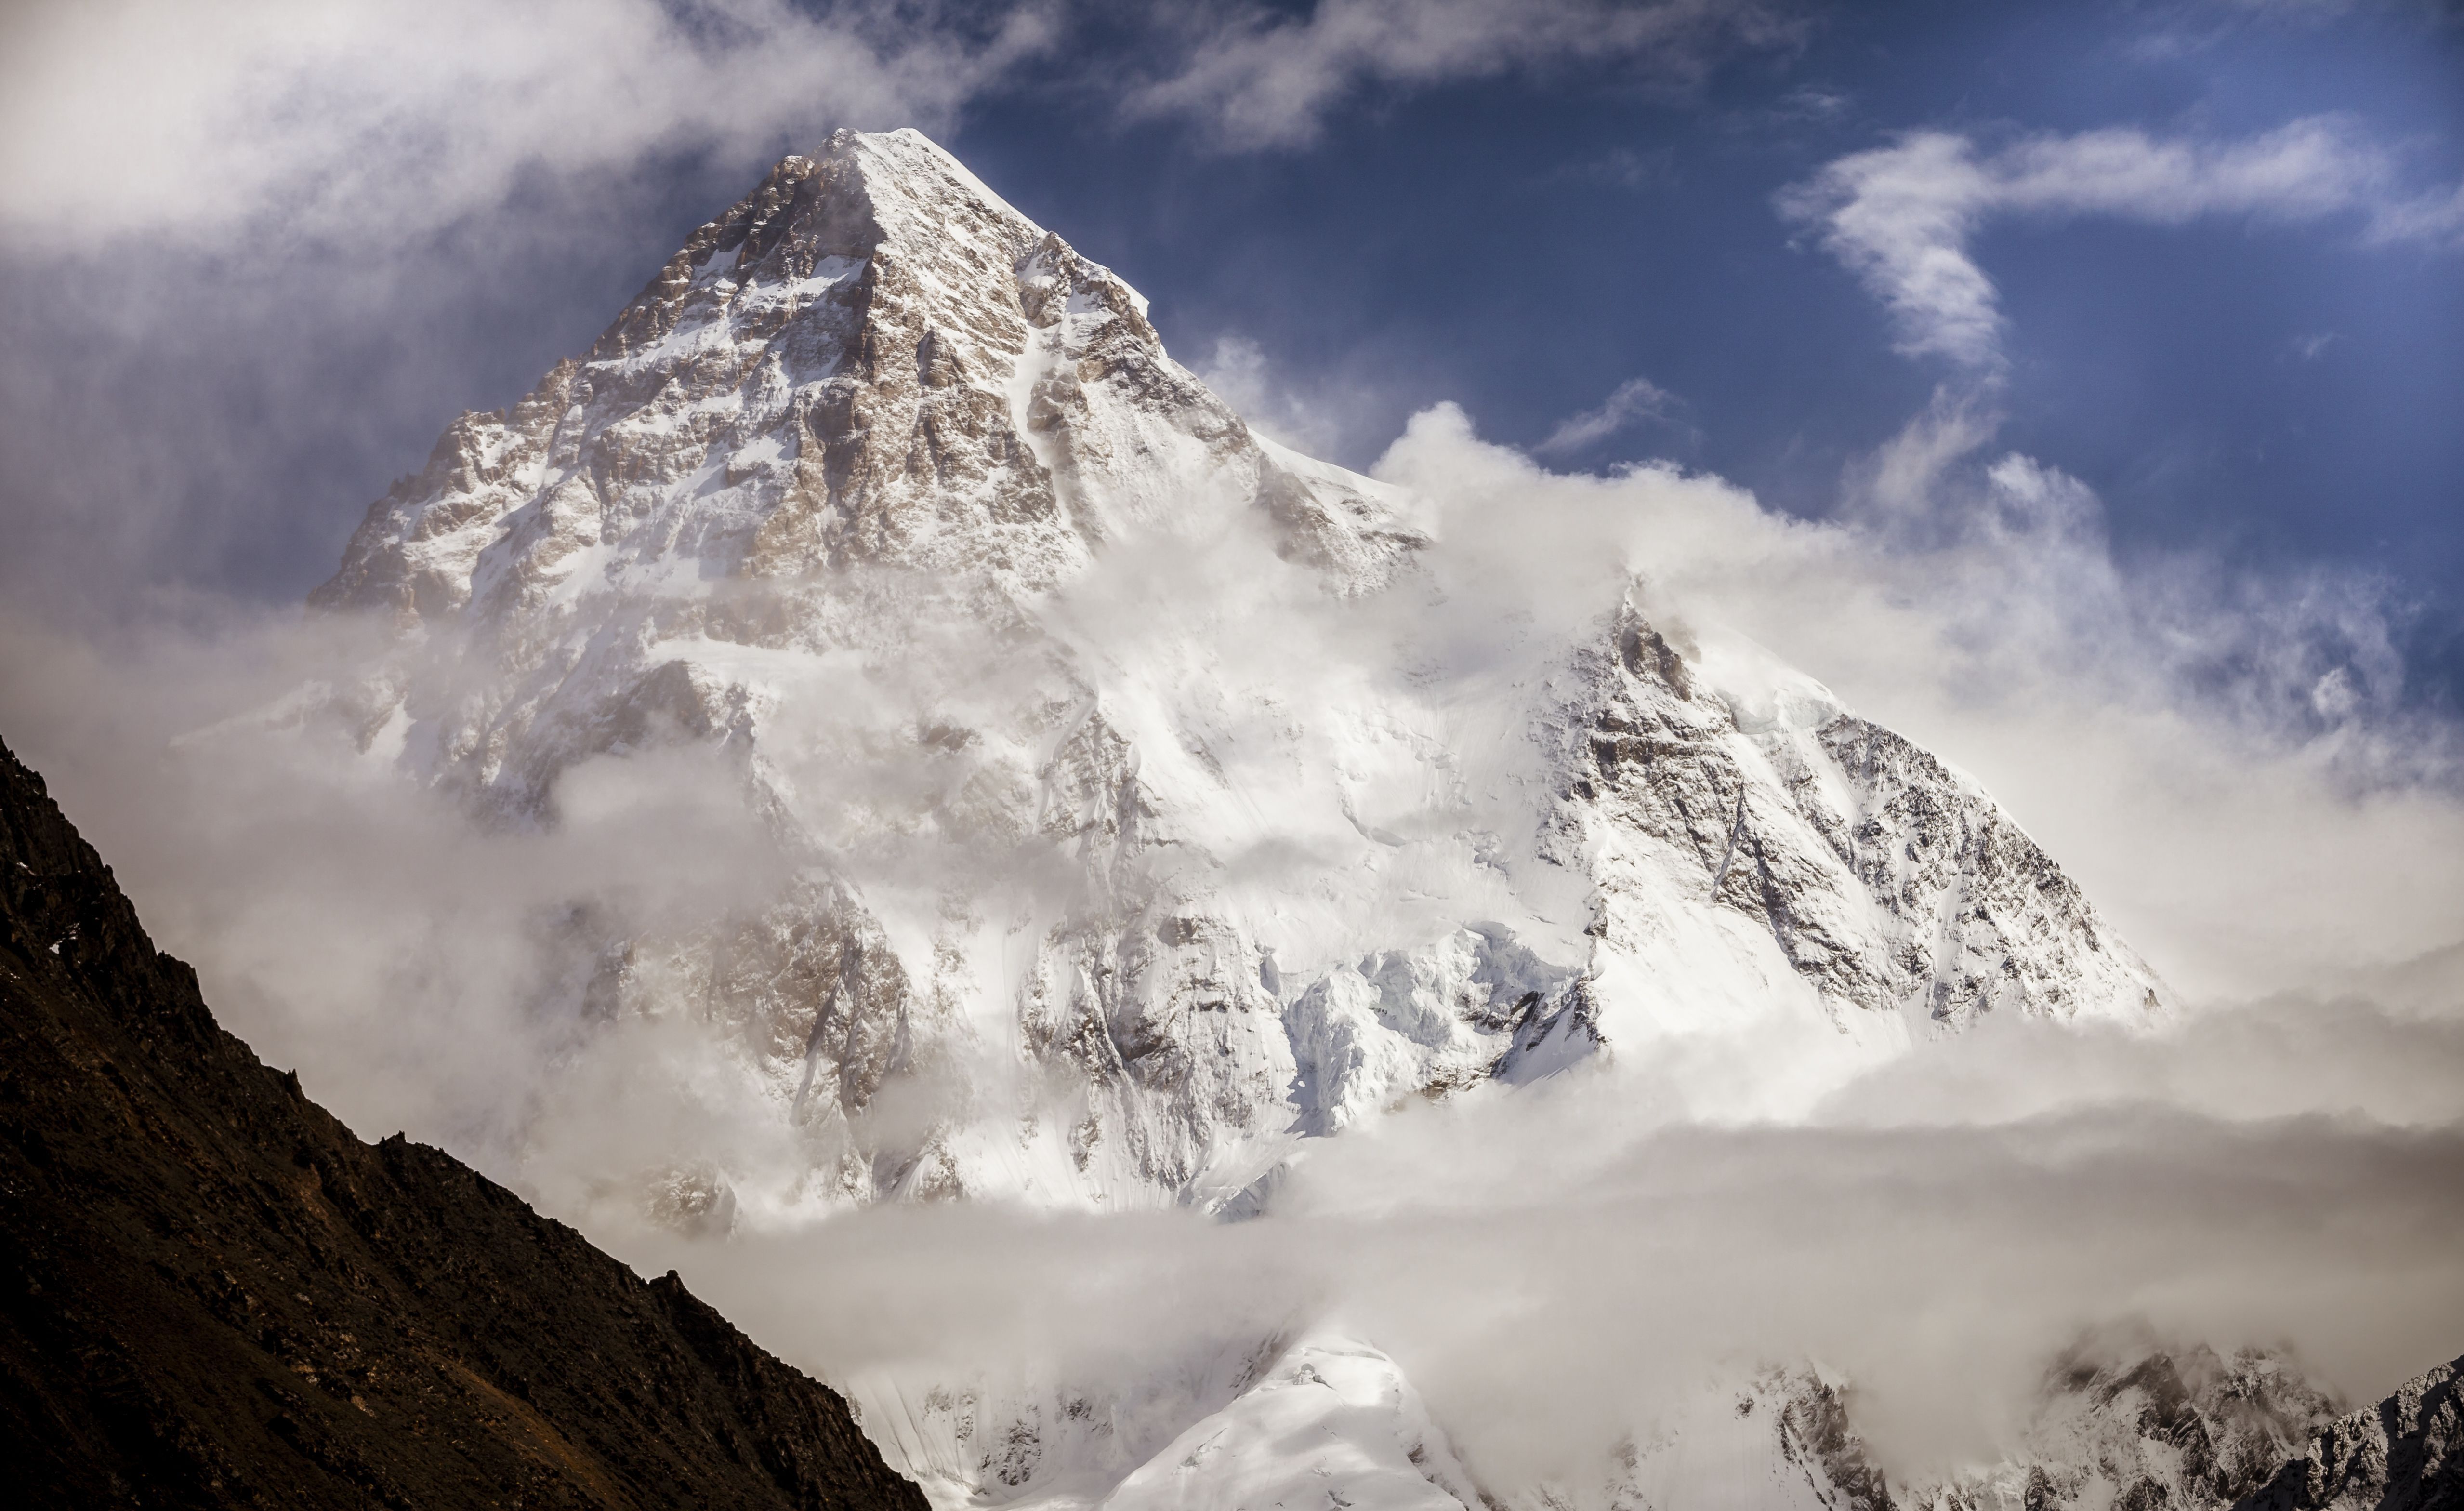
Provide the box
[949,1,2464,702]
[1,0,2458,709]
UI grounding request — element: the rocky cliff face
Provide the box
[0,734,927,1511]
[298,128,2168,1220]
[2235,1353,2463,1511]
[1551,600,2163,1041]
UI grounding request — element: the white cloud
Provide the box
[1779,117,2464,370]
[6,382,2462,1498]
[1127,0,1801,150]
[1195,334,1341,457]
[0,0,1055,247]
[617,1053,2464,1492]
[1535,374,1690,454]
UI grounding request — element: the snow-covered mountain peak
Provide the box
[313,127,1415,636]
[262,125,2204,1511]
[296,127,2168,1223]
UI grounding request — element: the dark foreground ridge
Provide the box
[0,734,930,1510]
[2236,1353,2464,1511]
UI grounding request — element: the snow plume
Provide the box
[1840,389,2430,762]
[1779,117,2464,370]
[3,398,2461,1500]
[1127,0,1805,150]
[1193,333,1378,461]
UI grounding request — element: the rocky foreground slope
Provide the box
[0,734,926,1510]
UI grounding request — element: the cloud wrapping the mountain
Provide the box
[2,383,2460,1496]
[618,1047,2464,1490]
[2,398,2456,1148]
[1370,405,2464,999]
[0,20,2457,1485]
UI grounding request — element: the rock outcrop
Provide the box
[0,733,929,1511]
[2236,1353,2463,1511]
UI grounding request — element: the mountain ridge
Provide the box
[2238,1352,2463,1511]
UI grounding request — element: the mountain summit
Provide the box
[304,128,2168,1218]
[315,127,1411,634]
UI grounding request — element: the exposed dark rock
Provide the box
[1776,1372,1896,1511]
[0,734,931,1511]
[2235,1353,2463,1511]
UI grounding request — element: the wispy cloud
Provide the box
[1194,333,1386,463]
[1768,83,1853,123]
[1535,375,1691,453]
[0,0,1056,248]
[1126,0,1804,150]
[1549,145,1680,191]
[1778,118,2464,371]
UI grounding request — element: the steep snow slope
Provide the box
[843,1334,1480,1511]
[308,127,2167,1221]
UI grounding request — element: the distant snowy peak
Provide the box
[312,126,1416,625]
[1555,601,2166,1037]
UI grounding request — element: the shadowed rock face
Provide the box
[0,734,930,1511]
[2235,1353,2464,1511]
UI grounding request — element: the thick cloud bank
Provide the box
[626,1096,2464,1487]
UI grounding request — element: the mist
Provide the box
[615,1099,2464,1489]
[4,375,2462,1492]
